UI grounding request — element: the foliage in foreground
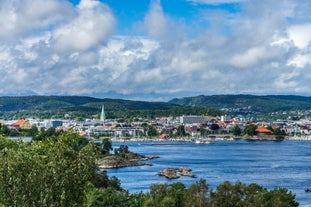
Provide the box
[0,132,299,207]
[87,179,299,207]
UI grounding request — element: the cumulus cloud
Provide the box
[52,0,115,52]
[0,0,74,41]
[0,0,311,100]
[143,0,168,37]
[287,24,311,49]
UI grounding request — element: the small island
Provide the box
[97,144,159,169]
[158,167,195,179]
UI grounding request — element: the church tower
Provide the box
[100,104,105,122]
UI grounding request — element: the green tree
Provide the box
[199,127,208,137]
[146,125,158,137]
[243,124,257,136]
[167,182,186,207]
[176,125,186,137]
[231,125,242,136]
[184,179,209,207]
[99,139,113,155]
[86,187,127,207]
[273,127,286,136]
[0,131,97,207]
[209,181,299,207]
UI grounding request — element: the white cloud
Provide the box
[0,0,74,41]
[287,24,311,49]
[143,0,168,37]
[230,47,269,68]
[1,0,311,100]
[52,0,115,52]
[287,54,311,68]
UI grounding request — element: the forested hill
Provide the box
[0,96,174,112]
[169,94,311,114]
[1,95,311,119]
[0,96,219,119]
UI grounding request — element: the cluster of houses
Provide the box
[1,114,311,140]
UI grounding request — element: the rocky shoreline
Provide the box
[98,152,159,169]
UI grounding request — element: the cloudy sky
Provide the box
[0,0,311,101]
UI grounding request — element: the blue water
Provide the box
[107,140,311,206]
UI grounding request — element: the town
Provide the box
[1,105,310,142]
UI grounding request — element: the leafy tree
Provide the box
[209,124,220,131]
[167,182,186,207]
[176,125,186,137]
[115,145,129,155]
[231,125,242,136]
[32,127,63,141]
[184,179,209,207]
[146,125,158,137]
[210,181,299,207]
[0,123,11,136]
[0,131,97,207]
[243,124,257,136]
[210,181,245,206]
[100,139,113,155]
[273,127,286,136]
[141,180,298,207]
[85,187,127,207]
[199,127,208,137]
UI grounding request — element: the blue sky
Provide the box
[0,0,311,101]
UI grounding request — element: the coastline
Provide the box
[109,136,311,142]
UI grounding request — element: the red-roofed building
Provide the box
[159,133,169,139]
[255,127,274,135]
[10,119,31,130]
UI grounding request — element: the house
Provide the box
[159,133,169,139]
[10,119,31,130]
[255,127,274,136]
[254,126,284,141]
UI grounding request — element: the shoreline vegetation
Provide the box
[109,135,309,143]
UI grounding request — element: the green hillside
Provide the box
[0,96,218,120]
[1,95,311,120]
[169,94,311,114]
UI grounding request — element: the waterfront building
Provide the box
[50,120,63,128]
[221,115,231,123]
[10,119,31,130]
[180,115,206,124]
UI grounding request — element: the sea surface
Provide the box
[107,140,311,206]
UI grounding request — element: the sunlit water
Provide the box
[107,140,311,206]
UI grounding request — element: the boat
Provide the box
[194,139,210,144]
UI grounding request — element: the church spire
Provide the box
[100,104,105,122]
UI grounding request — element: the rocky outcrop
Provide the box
[178,167,196,178]
[97,152,159,169]
[158,168,180,179]
[158,167,195,179]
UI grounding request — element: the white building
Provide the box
[180,115,206,124]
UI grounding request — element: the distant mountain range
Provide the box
[0,95,311,119]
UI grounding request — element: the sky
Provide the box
[0,0,311,101]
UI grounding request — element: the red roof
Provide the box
[159,133,169,139]
[255,127,273,134]
[11,119,27,127]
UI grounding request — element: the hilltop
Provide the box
[169,94,311,115]
[0,95,218,120]
[1,94,311,120]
